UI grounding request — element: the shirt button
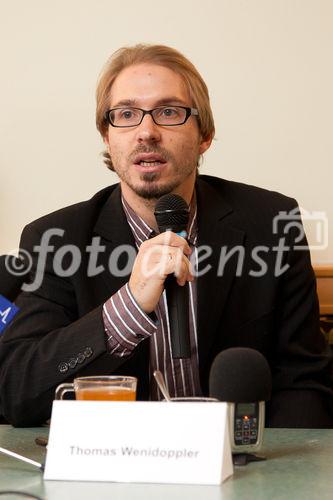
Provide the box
[77,353,85,364]
[58,362,69,373]
[83,347,93,358]
[68,357,77,369]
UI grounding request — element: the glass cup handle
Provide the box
[55,383,75,400]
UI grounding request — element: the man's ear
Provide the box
[199,134,213,155]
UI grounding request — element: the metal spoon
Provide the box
[0,446,44,471]
[153,370,171,401]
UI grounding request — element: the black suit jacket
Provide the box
[0,175,332,426]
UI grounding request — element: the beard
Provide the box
[112,145,199,200]
[130,171,185,200]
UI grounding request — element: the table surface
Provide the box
[0,426,332,500]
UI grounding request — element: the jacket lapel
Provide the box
[93,184,137,297]
[196,178,245,376]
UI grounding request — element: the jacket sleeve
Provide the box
[0,222,133,426]
[266,208,333,427]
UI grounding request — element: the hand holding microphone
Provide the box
[128,194,193,358]
[128,231,193,314]
[154,194,192,358]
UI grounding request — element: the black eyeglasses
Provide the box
[104,106,199,128]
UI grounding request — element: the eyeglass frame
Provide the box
[104,106,199,128]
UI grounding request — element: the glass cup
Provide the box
[55,376,137,401]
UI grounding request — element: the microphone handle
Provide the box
[165,276,191,358]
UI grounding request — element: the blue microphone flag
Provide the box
[0,295,19,334]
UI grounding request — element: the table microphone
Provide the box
[209,347,272,464]
[154,194,191,358]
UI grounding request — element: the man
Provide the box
[0,44,332,427]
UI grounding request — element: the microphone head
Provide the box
[0,255,28,301]
[209,348,272,402]
[154,194,189,233]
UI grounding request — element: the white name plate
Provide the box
[44,400,233,485]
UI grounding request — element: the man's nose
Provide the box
[135,114,161,143]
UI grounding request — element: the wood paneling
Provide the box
[314,266,333,315]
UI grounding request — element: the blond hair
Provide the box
[96,44,215,170]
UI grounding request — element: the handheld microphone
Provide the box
[209,348,272,459]
[154,194,191,359]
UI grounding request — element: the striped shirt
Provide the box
[102,195,201,400]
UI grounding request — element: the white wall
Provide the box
[1,0,332,263]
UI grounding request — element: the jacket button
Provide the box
[58,362,69,373]
[83,347,93,358]
[77,353,85,364]
[68,357,77,369]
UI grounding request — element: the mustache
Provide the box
[128,146,173,163]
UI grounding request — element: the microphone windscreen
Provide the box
[0,255,28,301]
[209,347,272,402]
[154,194,189,233]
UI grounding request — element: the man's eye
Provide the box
[120,109,134,119]
[161,107,178,117]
